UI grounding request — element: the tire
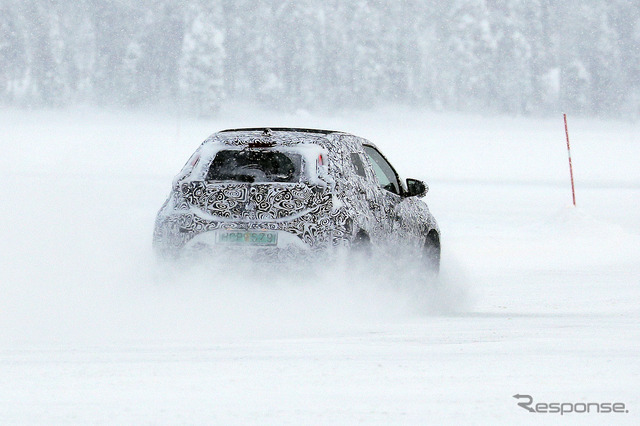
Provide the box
[351,230,372,258]
[424,231,440,275]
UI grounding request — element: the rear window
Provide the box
[206,149,302,183]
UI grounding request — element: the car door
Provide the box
[362,144,405,242]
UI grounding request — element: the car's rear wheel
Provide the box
[350,230,372,258]
[424,230,440,275]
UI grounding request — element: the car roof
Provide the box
[218,127,344,136]
[206,127,378,153]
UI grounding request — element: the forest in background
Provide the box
[1,0,639,118]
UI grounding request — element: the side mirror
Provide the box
[405,178,428,198]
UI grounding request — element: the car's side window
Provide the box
[350,153,367,177]
[363,145,401,195]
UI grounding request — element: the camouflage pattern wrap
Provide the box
[153,129,439,261]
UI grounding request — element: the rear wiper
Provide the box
[233,174,256,183]
[207,174,255,183]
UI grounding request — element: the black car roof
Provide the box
[219,127,342,135]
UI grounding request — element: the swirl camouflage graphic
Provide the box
[153,128,439,267]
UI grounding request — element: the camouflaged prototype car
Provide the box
[153,128,440,271]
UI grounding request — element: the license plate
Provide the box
[217,230,278,246]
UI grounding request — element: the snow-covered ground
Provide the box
[1,106,638,424]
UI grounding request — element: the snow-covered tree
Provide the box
[441,0,497,110]
[348,1,386,106]
[21,1,68,106]
[121,39,143,105]
[91,0,142,105]
[274,0,322,109]
[179,1,225,117]
[490,0,533,114]
[0,0,637,116]
[0,2,26,103]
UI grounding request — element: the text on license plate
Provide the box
[218,231,278,246]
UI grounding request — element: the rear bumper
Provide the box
[153,212,338,261]
[181,229,313,262]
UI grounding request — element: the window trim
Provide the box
[362,144,404,196]
[349,152,367,178]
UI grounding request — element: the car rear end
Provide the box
[153,130,337,262]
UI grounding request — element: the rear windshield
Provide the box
[206,149,302,183]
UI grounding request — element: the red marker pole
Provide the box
[563,113,576,207]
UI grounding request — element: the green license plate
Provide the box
[218,231,278,246]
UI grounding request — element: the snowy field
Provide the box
[1,106,639,424]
